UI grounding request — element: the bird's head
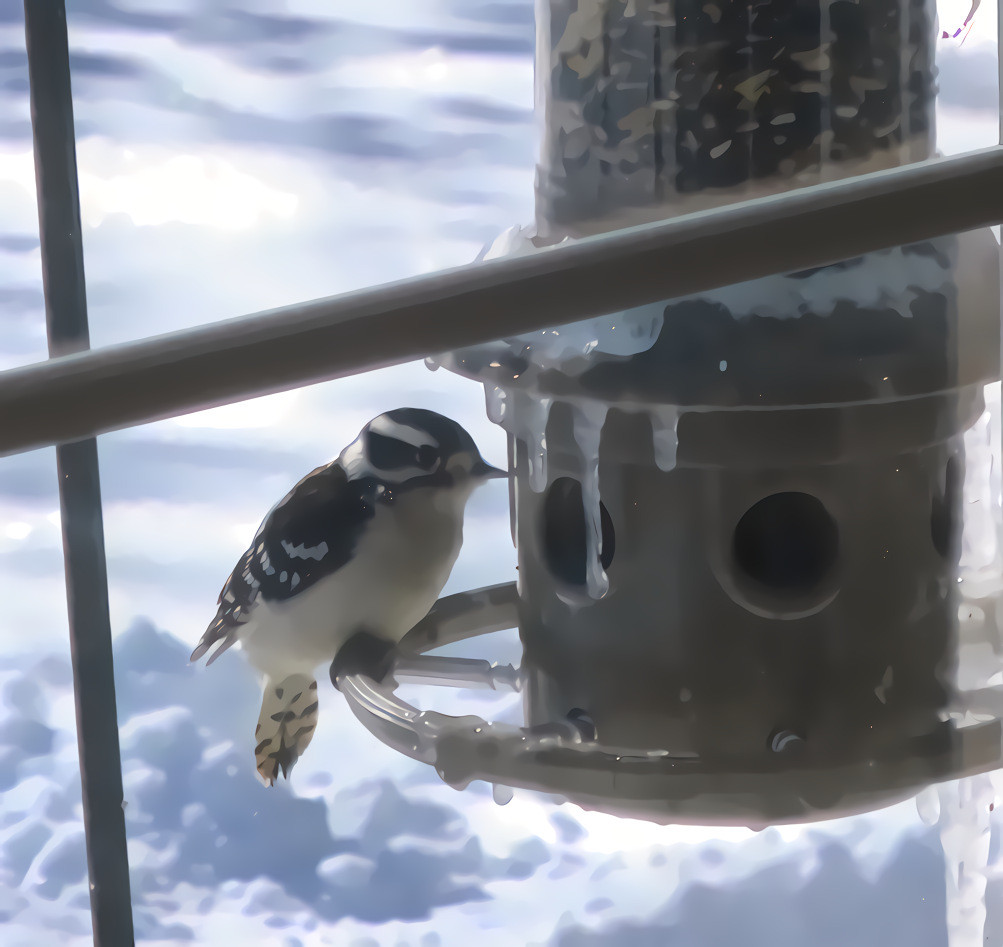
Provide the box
[342,408,507,494]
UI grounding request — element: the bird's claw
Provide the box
[330,631,397,690]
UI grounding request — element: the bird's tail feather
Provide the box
[254,673,319,786]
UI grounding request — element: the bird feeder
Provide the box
[340,0,1003,825]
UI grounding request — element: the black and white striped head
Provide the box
[342,408,505,489]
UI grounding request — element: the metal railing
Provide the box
[22,3,133,945]
[11,0,1003,945]
[2,146,1003,457]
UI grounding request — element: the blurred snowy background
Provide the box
[0,0,1001,944]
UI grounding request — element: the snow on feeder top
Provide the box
[344,0,1003,825]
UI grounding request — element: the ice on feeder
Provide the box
[479,224,540,262]
[500,389,552,493]
[697,244,954,320]
[492,783,515,806]
[485,385,507,424]
[874,666,894,705]
[649,406,680,473]
[571,400,610,601]
[916,785,942,826]
[937,774,994,947]
[475,224,664,374]
[960,385,1001,577]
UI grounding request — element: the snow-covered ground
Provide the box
[0,0,1001,943]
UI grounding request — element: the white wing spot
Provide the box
[290,573,300,589]
[281,539,330,561]
[280,571,288,583]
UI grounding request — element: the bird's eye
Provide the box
[415,445,439,470]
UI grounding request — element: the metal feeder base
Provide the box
[340,583,1002,827]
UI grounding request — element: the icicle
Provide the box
[518,393,552,493]
[915,786,941,826]
[572,401,610,600]
[492,783,514,806]
[527,431,548,492]
[482,387,551,491]
[961,398,999,574]
[484,385,508,424]
[650,406,680,473]
[937,774,994,947]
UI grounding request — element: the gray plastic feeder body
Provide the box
[438,222,999,821]
[428,0,1003,821]
[516,388,978,762]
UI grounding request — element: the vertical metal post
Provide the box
[23,3,135,944]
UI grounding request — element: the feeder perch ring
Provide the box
[339,583,1003,827]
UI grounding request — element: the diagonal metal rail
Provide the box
[0,145,1002,457]
[23,3,135,944]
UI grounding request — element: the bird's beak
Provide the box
[472,459,508,480]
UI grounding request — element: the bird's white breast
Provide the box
[238,486,468,679]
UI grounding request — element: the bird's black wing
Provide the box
[254,462,382,601]
[192,463,380,664]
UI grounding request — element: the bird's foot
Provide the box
[330,631,397,690]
